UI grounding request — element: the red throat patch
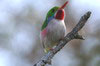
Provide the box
[55,9,64,20]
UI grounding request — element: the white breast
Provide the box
[47,19,66,43]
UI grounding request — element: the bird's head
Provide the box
[46,1,68,21]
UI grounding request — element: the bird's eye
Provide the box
[52,9,55,12]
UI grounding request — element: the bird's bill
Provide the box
[59,1,68,9]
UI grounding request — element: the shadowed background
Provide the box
[0,0,100,66]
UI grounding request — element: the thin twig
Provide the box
[34,11,91,66]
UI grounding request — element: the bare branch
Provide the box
[34,11,91,66]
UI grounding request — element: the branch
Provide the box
[34,11,91,66]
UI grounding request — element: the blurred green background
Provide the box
[0,0,100,66]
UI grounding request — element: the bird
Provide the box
[40,1,68,53]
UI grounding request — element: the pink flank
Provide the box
[41,28,47,38]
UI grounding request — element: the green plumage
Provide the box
[41,6,59,31]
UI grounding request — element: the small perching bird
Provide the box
[40,1,68,53]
